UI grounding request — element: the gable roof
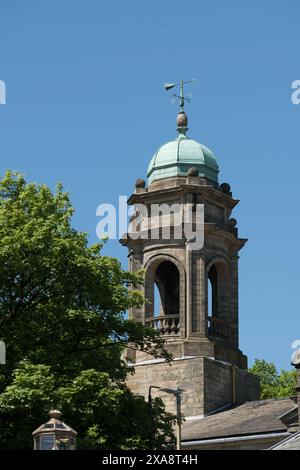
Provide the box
[270,430,300,450]
[182,398,296,441]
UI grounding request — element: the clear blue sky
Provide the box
[0,0,299,370]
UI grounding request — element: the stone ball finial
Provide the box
[220,182,231,194]
[177,112,188,128]
[135,178,146,188]
[187,167,199,177]
[229,218,237,228]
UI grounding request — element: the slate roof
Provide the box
[270,431,300,450]
[182,399,296,441]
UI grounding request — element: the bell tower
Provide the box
[122,84,259,418]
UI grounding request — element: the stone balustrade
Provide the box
[145,314,180,336]
[208,316,229,339]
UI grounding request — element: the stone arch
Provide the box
[144,254,186,335]
[206,256,230,339]
[206,256,230,318]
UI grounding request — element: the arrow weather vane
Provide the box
[164,79,196,113]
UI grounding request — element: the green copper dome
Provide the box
[147,114,219,185]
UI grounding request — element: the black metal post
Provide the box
[148,385,161,449]
[175,392,182,450]
[148,386,153,449]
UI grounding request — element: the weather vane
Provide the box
[164,79,196,113]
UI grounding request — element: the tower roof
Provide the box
[147,112,219,185]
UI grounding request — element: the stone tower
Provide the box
[121,98,259,418]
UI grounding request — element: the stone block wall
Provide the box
[126,356,260,418]
[203,357,260,414]
[127,357,205,417]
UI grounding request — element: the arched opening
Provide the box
[146,259,181,335]
[154,283,161,317]
[208,265,218,317]
[207,261,229,340]
[154,261,179,316]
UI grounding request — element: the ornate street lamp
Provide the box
[32,410,77,450]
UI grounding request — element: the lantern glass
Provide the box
[33,410,77,450]
[40,434,56,450]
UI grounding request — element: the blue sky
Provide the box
[0,0,299,370]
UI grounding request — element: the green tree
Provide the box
[0,171,175,449]
[249,359,297,399]
[0,361,174,450]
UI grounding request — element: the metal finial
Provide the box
[164,79,195,134]
[48,410,62,419]
[164,79,195,113]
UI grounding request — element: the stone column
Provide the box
[128,249,144,323]
[186,246,206,337]
[229,254,239,347]
[197,256,207,336]
[185,242,192,337]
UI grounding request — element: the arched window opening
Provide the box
[207,262,229,340]
[155,261,179,316]
[208,265,218,317]
[145,259,181,335]
[154,283,162,317]
[208,277,212,317]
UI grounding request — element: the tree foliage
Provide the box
[0,171,175,449]
[0,361,174,450]
[249,359,297,400]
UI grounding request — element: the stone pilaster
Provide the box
[229,254,239,347]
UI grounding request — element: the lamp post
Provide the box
[148,385,185,450]
[148,386,161,449]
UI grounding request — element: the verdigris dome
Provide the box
[147,114,219,185]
